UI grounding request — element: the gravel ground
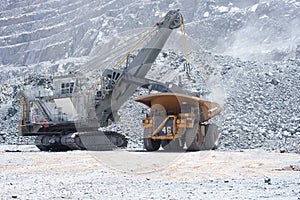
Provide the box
[1,145,299,200]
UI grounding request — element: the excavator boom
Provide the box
[95,10,183,126]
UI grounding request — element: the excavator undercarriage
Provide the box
[19,113,128,151]
[34,130,127,151]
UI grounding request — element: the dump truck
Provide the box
[135,93,221,151]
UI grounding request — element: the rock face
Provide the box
[0,0,299,153]
[0,1,299,73]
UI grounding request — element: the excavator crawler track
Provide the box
[34,131,128,151]
[78,131,128,151]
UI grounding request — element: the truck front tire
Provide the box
[144,138,160,151]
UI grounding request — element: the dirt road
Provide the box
[0,145,299,199]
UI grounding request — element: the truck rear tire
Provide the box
[144,138,160,151]
[200,124,218,150]
[185,125,201,151]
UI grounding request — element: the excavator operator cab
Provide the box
[53,74,79,97]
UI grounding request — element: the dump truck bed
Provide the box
[135,93,221,121]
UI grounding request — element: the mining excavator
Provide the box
[18,10,221,151]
